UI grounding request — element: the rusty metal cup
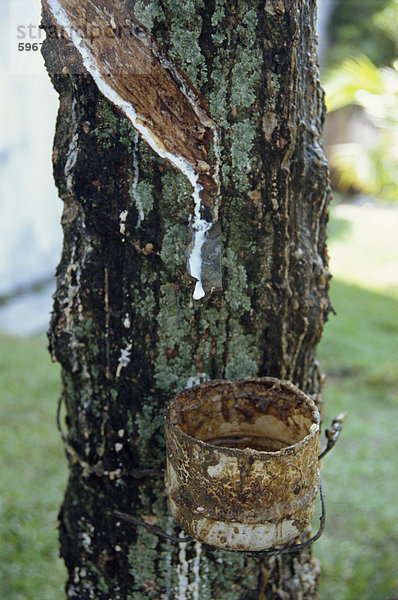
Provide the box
[165,377,321,551]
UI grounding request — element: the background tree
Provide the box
[42,0,331,598]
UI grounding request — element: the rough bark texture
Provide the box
[42,0,331,598]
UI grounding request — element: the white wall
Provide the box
[0,0,61,334]
[0,0,61,296]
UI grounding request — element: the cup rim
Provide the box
[165,376,320,458]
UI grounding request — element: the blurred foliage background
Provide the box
[324,0,398,202]
[327,0,398,67]
[315,4,398,594]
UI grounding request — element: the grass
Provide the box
[0,201,397,599]
[316,201,398,599]
[316,281,398,600]
[0,335,67,600]
[327,201,398,298]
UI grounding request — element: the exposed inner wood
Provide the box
[43,0,220,206]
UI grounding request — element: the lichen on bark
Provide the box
[42,0,331,598]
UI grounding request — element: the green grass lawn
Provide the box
[0,202,397,599]
[316,202,398,600]
[316,281,398,600]
[0,335,67,600]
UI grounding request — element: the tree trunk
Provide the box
[42,0,331,598]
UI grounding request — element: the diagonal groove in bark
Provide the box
[43,0,220,198]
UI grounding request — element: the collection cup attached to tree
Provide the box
[165,377,321,552]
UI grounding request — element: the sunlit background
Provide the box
[0,1,397,599]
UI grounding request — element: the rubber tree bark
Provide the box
[42,0,332,598]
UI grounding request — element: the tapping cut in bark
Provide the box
[44,0,222,298]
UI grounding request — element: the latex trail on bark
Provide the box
[43,0,222,299]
